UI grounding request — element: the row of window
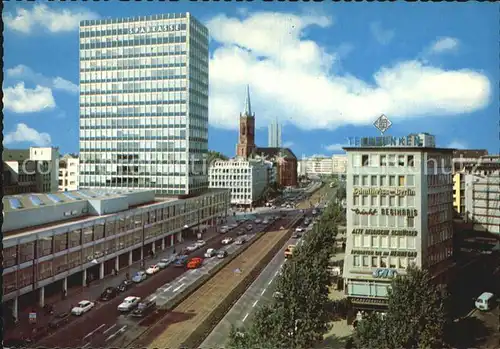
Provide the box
[210,182,253,190]
[353,195,416,208]
[81,57,189,71]
[352,154,415,167]
[352,213,416,228]
[81,68,188,83]
[427,223,453,247]
[80,75,190,84]
[79,35,188,50]
[210,175,253,180]
[79,152,192,162]
[353,255,415,270]
[352,235,417,250]
[353,174,414,187]
[427,174,453,186]
[79,175,190,185]
[81,86,187,96]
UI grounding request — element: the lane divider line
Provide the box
[103,324,117,335]
[83,323,106,340]
[179,276,186,282]
[261,288,266,296]
[252,300,259,307]
[173,283,185,292]
[164,285,172,292]
[242,313,249,322]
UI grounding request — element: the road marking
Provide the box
[150,295,157,301]
[261,288,266,296]
[82,343,91,349]
[179,276,186,282]
[105,325,127,342]
[103,324,117,335]
[173,283,185,292]
[164,285,172,292]
[252,300,259,307]
[83,323,106,340]
[267,277,274,285]
[242,313,249,322]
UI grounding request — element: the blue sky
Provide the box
[3,1,498,158]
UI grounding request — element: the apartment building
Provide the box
[298,154,347,177]
[209,159,268,206]
[3,188,229,320]
[59,154,80,191]
[343,145,454,311]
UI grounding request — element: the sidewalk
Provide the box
[6,221,229,342]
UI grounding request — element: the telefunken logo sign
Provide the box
[129,24,182,34]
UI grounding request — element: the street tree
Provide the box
[353,266,451,349]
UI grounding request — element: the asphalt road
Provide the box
[200,225,312,348]
[34,218,275,349]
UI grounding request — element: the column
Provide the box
[99,263,104,280]
[170,234,174,246]
[177,231,182,243]
[140,247,144,261]
[128,251,133,265]
[39,286,45,307]
[13,297,18,321]
[161,237,165,250]
[115,256,119,272]
[151,243,156,254]
[82,268,87,287]
[62,277,67,293]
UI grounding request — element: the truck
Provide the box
[284,244,296,259]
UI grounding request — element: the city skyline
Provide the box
[3,2,498,157]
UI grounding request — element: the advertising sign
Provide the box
[353,188,416,197]
[373,268,398,279]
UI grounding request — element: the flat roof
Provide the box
[343,147,455,152]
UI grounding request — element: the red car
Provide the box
[187,257,203,269]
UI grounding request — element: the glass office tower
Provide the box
[79,13,209,196]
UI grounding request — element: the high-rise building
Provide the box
[79,13,209,196]
[236,85,256,159]
[268,118,282,148]
[342,144,455,311]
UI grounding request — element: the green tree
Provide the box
[206,150,229,165]
[353,266,451,349]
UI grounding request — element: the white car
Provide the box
[204,248,217,258]
[295,227,304,232]
[220,228,228,234]
[222,237,233,245]
[71,300,95,316]
[255,219,262,224]
[146,264,160,275]
[186,244,198,252]
[262,219,269,225]
[230,223,238,228]
[117,296,141,312]
[195,240,206,248]
[157,258,174,269]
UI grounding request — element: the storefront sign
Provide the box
[351,208,378,215]
[351,249,417,257]
[353,188,416,197]
[129,24,182,34]
[373,268,398,279]
[351,229,418,237]
[347,135,423,147]
[380,208,418,217]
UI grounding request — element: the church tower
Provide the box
[236,85,256,159]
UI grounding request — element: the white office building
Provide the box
[298,154,347,177]
[79,13,209,195]
[209,159,269,206]
[59,154,80,191]
[343,144,454,310]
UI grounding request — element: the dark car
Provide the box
[117,279,134,293]
[48,311,71,329]
[100,287,118,301]
[237,230,246,236]
[174,255,189,267]
[131,298,156,318]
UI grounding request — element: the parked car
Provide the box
[186,244,198,252]
[117,279,133,293]
[235,237,246,245]
[174,255,189,267]
[204,248,217,258]
[132,271,147,283]
[146,264,160,275]
[187,257,203,269]
[117,296,141,312]
[48,312,70,329]
[222,237,233,245]
[262,219,269,225]
[255,219,262,224]
[220,227,228,234]
[230,223,238,228]
[157,257,174,269]
[217,250,228,259]
[292,232,302,239]
[295,227,304,232]
[71,300,95,316]
[246,224,253,231]
[237,230,246,236]
[195,240,206,248]
[100,287,118,301]
[131,297,156,318]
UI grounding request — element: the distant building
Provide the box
[59,154,80,191]
[209,159,268,206]
[408,133,436,148]
[3,147,60,194]
[298,154,347,177]
[254,147,298,187]
[268,118,282,148]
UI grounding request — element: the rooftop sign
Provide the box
[129,24,181,34]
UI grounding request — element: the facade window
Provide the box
[353,235,361,247]
[361,155,369,166]
[407,175,415,186]
[362,255,370,267]
[398,175,405,186]
[398,155,405,166]
[388,215,396,227]
[353,255,360,267]
[397,216,405,228]
[353,195,359,206]
[380,155,387,166]
[363,235,370,247]
[362,176,368,186]
[371,196,377,206]
[69,229,82,247]
[380,195,387,206]
[380,175,387,186]
[362,195,368,206]
[389,196,396,206]
[408,237,416,249]
[407,155,414,167]
[407,217,415,228]
[353,175,360,186]
[54,233,68,253]
[371,236,379,248]
[388,155,396,166]
[82,227,93,244]
[398,236,407,249]
[38,236,53,257]
[371,175,377,186]
[390,236,398,248]
[389,176,396,186]
[381,236,388,248]
[380,256,388,267]
[19,242,35,263]
[371,256,378,267]
[407,196,415,207]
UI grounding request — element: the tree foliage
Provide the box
[227,200,344,349]
[207,150,229,165]
[353,266,451,349]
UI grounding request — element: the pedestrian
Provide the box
[61,288,67,300]
[111,268,116,276]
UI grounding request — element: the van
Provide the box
[475,292,495,311]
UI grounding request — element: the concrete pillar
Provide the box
[13,297,18,321]
[140,247,144,261]
[177,231,182,243]
[99,263,104,279]
[115,256,119,272]
[151,243,156,254]
[170,234,175,246]
[128,251,132,265]
[39,286,45,307]
[161,237,165,250]
[62,277,67,292]
[83,268,87,287]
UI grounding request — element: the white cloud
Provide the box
[3,82,56,113]
[324,143,347,152]
[7,65,78,94]
[283,141,294,148]
[4,4,99,34]
[4,123,52,146]
[447,140,467,149]
[206,12,491,131]
[428,37,460,54]
[370,21,395,45]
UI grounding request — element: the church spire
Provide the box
[244,84,253,117]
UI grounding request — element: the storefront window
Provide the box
[94,223,104,240]
[4,272,17,295]
[37,236,53,257]
[54,233,68,253]
[163,207,169,219]
[19,242,34,263]
[38,260,53,281]
[18,267,34,288]
[104,239,117,254]
[69,229,81,248]
[4,246,18,268]
[82,226,93,244]
[133,231,142,244]
[67,251,82,269]
[54,255,68,274]
[157,208,163,221]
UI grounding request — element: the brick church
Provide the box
[236,85,298,187]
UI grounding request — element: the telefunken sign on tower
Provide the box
[347,114,424,147]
